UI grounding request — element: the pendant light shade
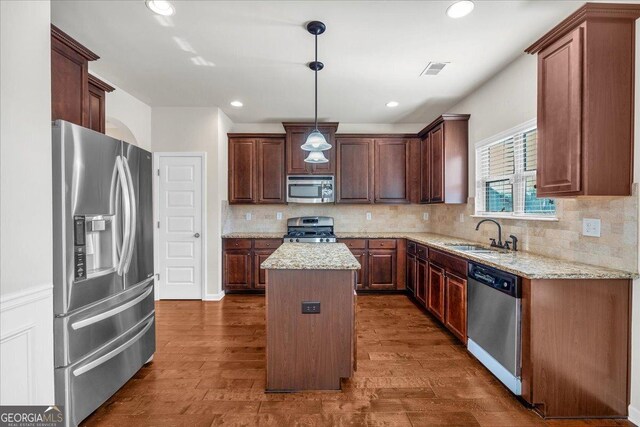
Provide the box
[303,21,330,163]
[304,150,329,164]
[301,130,331,151]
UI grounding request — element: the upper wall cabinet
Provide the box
[228,134,286,205]
[51,25,99,129]
[283,122,338,175]
[335,136,418,204]
[526,3,640,197]
[88,74,115,134]
[418,114,469,204]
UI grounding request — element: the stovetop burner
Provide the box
[284,216,337,243]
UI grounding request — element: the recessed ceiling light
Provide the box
[446,0,474,18]
[386,101,399,108]
[230,101,243,108]
[146,0,175,16]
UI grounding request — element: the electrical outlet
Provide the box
[582,218,601,237]
[276,212,283,220]
[459,213,465,223]
[301,301,320,314]
[423,212,429,221]
[245,212,252,221]
[366,212,372,221]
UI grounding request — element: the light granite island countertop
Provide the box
[261,243,360,270]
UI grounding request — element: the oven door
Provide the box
[287,177,334,203]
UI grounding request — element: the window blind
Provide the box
[475,124,555,218]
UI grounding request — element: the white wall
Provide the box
[447,54,538,194]
[89,71,152,151]
[152,108,224,297]
[0,0,54,404]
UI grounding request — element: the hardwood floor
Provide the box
[82,295,631,426]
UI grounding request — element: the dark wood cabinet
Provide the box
[223,238,282,292]
[416,258,428,306]
[87,74,114,134]
[526,3,640,197]
[51,25,99,128]
[339,239,404,291]
[228,135,286,204]
[427,263,446,322]
[336,138,374,203]
[223,251,252,290]
[283,122,338,175]
[368,250,396,290]
[257,138,286,203]
[418,115,469,204]
[444,273,467,342]
[374,138,411,204]
[406,253,416,295]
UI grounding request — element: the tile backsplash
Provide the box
[223,191,638,272]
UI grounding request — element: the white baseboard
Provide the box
[629,405,640,426]
[0,284,54,405]
[203,291,225,301]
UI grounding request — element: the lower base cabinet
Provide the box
[339,239,405,291]
[406,241,467,344]
[223,238,282,292]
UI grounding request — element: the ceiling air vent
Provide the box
[421,62,448,76]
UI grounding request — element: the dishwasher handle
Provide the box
[468,262,520,298]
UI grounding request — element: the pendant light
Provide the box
[301,21,331,163]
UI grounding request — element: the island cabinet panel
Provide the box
[427,264,445,322]
[283,123,338,175]
[336,138,374,203]
[521,277,631,418]
[228,136,286,204]
[374,139,411,204]
[418,115,469,204]
[222,238,282,292]
[526,3,640,197]
[444,273,467,342]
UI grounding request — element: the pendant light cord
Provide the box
[314,33,318,130]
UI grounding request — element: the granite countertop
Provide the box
[224,231,637,280]
[260,243,360,270]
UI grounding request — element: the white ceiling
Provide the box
[51,1,586,124]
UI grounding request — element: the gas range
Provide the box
[283,216,337,243]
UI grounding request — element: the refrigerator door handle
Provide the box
[115,156,131,276]
[122,157,137,273]
[72,315,154,377]
[70,279,154,330]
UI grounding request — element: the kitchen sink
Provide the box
[445,244,493,252]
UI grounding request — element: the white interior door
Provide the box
[157,155,203,299]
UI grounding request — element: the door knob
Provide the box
[194,233,200,238]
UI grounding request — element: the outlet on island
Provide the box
[301,301,321,314]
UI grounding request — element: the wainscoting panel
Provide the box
[0,284,54,405]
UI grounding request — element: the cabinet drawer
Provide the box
[223,239,252,250]
[407,241,417,256]
[368,239,396,249]
[254,239,282,249]
[340,239,367,249]
[429,249,467,277]
[416,244,428,261]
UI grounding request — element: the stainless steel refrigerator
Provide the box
[52,120,155,427]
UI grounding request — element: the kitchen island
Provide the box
[261,243,360,392]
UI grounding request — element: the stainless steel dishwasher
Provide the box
[467,261,521,395]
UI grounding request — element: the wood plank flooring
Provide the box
[82,295,632,426]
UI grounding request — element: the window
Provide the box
[475,119,556,219]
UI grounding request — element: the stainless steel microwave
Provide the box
[287,175,334,203]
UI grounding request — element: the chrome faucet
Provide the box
[475,219,518,251]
